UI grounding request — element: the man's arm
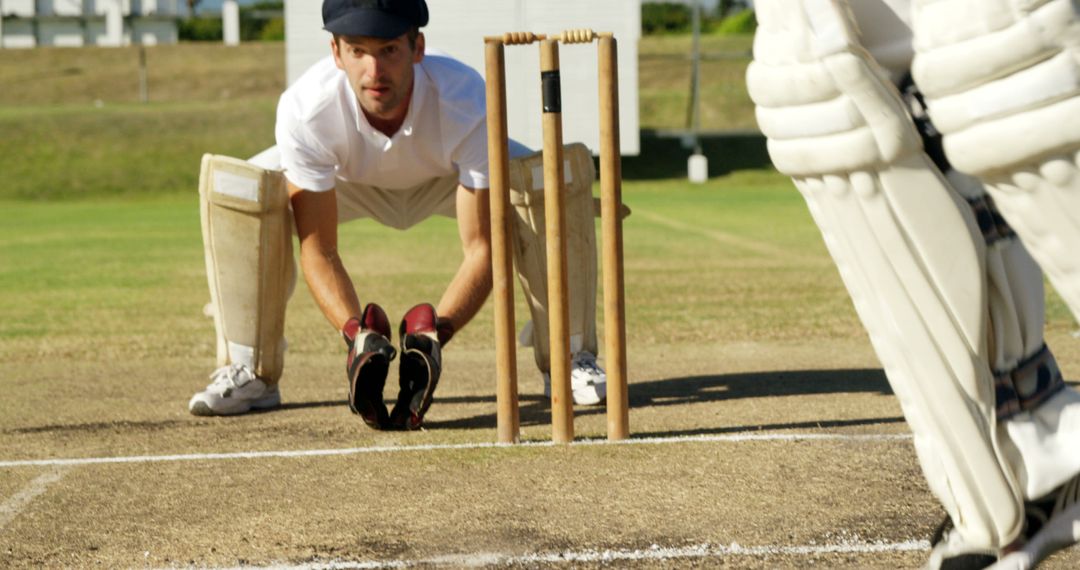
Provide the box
[436,184,492,335]
[289,181,362,330]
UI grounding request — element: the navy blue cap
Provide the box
[323,0,429,39]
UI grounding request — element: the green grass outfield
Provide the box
[0,100,277,200]
[3,172,1076,356]
[0,172,859,354]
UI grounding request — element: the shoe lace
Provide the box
[571,351,601,373]
[209,363,254,389]
[1021,474,1080,539]
[1056,474,1080,514]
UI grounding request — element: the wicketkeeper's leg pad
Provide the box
[199,153,293,383]
[508,143,599,373]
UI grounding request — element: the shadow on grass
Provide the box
[13,377,1068,437]
[424,368,898,432]
[277,400,343,411]
[620,129,771,180]
[626,367,894,404]
[630,417,907,440]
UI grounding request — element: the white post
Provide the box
[103,0,124,46]
[0,3,5,50]
[687,0,709,183]
[223,0,239,46]
[139,45,149,102]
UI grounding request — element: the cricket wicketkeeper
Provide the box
[748,1,1080,567]
[190,0,609,429]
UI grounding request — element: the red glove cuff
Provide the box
[342,317,361,347]
[436,317,455,346]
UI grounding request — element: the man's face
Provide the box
[331,32,425,122]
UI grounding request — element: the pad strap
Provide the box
[967,194,1017,248]
[996,345,1066,421]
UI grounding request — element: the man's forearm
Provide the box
[436,247,492,333]
[300,246,363,331]
[289,185,361,333]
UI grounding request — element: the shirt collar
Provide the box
[400,62,427,138]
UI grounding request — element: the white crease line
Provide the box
[0,468,68,530]
[0,432,911,469]
[192,539,931,569]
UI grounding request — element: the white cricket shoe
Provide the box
[926,475,1080,570]
[989,476,1080,570]
[543,351,607,406]
[189,363,280,416]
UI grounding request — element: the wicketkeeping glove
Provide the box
[390,303,443,430]
[343,303,397,430]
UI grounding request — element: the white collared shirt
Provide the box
[275,50,489,192]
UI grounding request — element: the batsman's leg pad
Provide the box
[508,143,599,373]
[391,303,443,431]
[345,303,397,430]
[910,0,1080,320]
[910,0,1080,503]
[943,176,1074,505]
[794,167,1024,550]
[911,0,1080,178]
[199,153,293,383]
[901,71,1076,506]
[979,196,1078,500]
[750,0,1028,549]
[979,156,1080,331]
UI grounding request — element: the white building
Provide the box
[285,0,641,155]
[0,0,182,48]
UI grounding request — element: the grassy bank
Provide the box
[0,42,285,106]
[0,99,277,199]
[0,36,756,200]
[638,34,755,131]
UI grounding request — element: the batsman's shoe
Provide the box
[926,476,1080,570]
[990,476,1080,570]
[390,303,442,430]
[543,351,607,406]
[925,517,999,570]
[343,303,397,430]
[189,363,280,416]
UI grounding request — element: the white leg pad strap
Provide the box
[199,154,293,382]
[508,143,599,373]
[751,0,1027,549]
